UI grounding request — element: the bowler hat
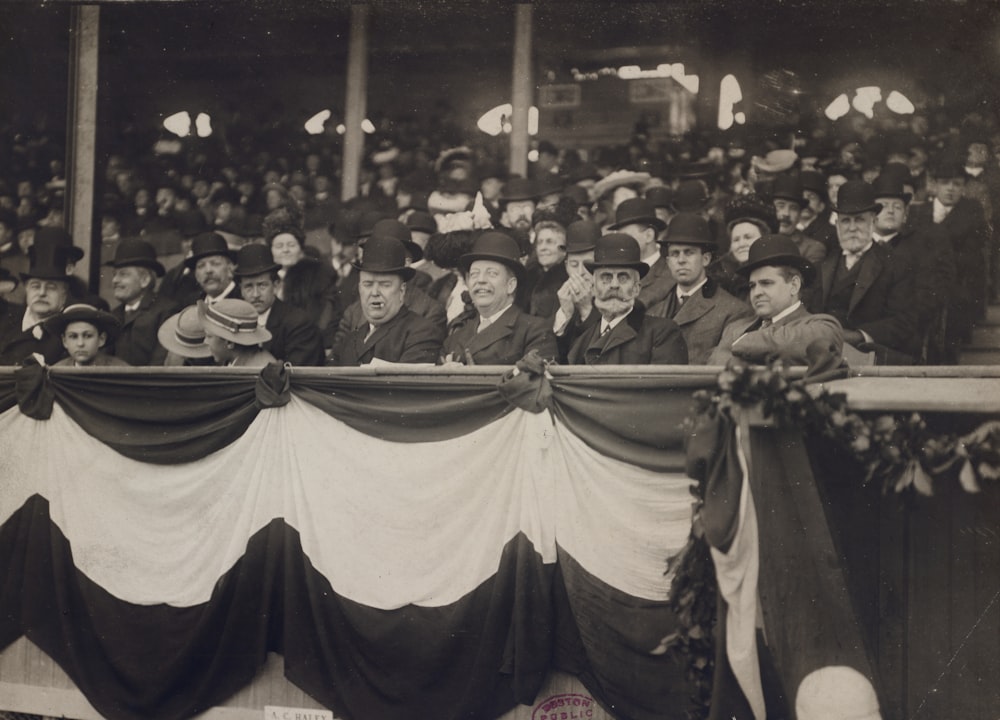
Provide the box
[22,241,75,282]
[353,234,416,281]
[736,234,816,287]
[799,170,827,197]
[104,237,166,276]
[564,220,601,254]
[184,232,237,269]
[234,244,280,278]
[33,226,84,263]
[644,185,674,210]
[930,155,967,181]
[584,233,649,278]
[870,173,913,204]
[405,211,438,234]
[662,212,717,250]
[44,303,121,342]
[499,177,542,203]
[671,180,711,213]
[197,299,272,347]
[608,197,666,232]
[771,175,805,206]
[458,231,525,279]
[0,267,17,294]
[372,218,424,262]
[157,305,212,359]
[830,180,882,215]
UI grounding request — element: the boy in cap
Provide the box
[47,304,129,367]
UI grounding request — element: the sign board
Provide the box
[539,84,581,108]
[628,78,672,104]
[264,707,335,720]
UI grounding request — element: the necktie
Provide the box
[600,323,611,337]
[364,324,377,342]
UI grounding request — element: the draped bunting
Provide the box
[0,366,718,720]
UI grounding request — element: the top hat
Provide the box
[43,303,122,342]
[498,177,542,203]
[608,197,666,232]
[353,234,417,281]
[870,173,913,204]
[644,185,674,210]
[104,237,166,276]
[458,231,525,279]
[184,232,237,269]
[584,233,649,278]
[234,244,280,278]
[736,234,816,287]
[671,180,712,213]
[771,175,805,206]
[197,299,272,347]
[564,220,601,254]
[22,241,75,282]
[372,218,423,262]
[662,212,717,250]
[157,305,212,359]
[33,226,84,263]
[830,180,882,215]
[405,211,438,235]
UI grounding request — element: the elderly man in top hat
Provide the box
[234,244,325,366]
[331,235,445,366]
[441,231,557,365]
[566,233,688,365]
[709,235,842,366]
[771,175,828,265]
[105,237,179,366]
[810,180,917,362]
[607,197,674,308]
[185,232,241,304]
[648,213,753,364]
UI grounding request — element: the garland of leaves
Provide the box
[662,359,1000,718]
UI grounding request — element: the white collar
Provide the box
[258,306,272,327]
[842,241,873,257]
[600,306,634,333]
[677,276,708,299]
[872,231,898,244]
[641,248,661,268]
[480,303,513,327]
[205,281,236,304]
[768,300,802,325]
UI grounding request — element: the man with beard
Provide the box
[771,175,828,264]
[186,232,240,304]
[497,177,540,256]
[567,233,687,365]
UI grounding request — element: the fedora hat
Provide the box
[771,175,805,206]
[662,212,717,250]
[33,226,84,263]
[197,299,272,347]
[736,234,816,287]
[499,177,542,203]
[870,173,913,204]
[372,218,423,262]
[234,244,280,278]
[830,180,882,215]
[671,180,712,213]
[458,231,525,279]
[184,232,237,269]
[584,233,649,278]
[608,197,666,232]
[157,305,212,359]
[565,220,601,254]
[352,234,416,281]
[22,240,75,282]
[0,267,17,295]
[44,303,121,342]
[104,237,165,276]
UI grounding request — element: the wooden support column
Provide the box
[341,3,369,203]
[509,3,532,178]
[66,4,100,288]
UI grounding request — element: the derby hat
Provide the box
[157,305,212,359]
[197,299,272,346]
[671,179,712,213]
[184,232,238,269]
[662,212,717,250]
[830,180,882,215]
[234,244,280,277]
[352,234,416,281]
[22,240,75,282]
[405,211,438,234]
[458,231,525,279]
[736,234,816,287]
[562,184,590,208]
[564,220,601,254]
[644,185,674,210]
[174,208,209,238]
[372,218,423,262]
[33,226,84,263]
[537,173,565,197]
[104,237,166,276]
[499,177,542,203]
[771,174,805,206]
[608,197,667,232]
[209,186,242,206]
[44,303,121,342]
[584,233,649,278]
[870,173,913,204]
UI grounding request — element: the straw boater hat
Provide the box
[795,666,881,720]
[197,299,272,346]
[736,234,817,287]
[44,303,122,342]
[585,233,650,278]
[157,305,212,359]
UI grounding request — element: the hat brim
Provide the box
[233,262,281,278]
[184,249,238,270]
[737,253,817,287]
[44,308,122,342]
[583,260,650,279]
[608,215,667,233]
[458,253,525,280]
[197,303,272,347]
[770,194,805,207]
[660,236,717,251]
[873,192,913,205]
[157,311,213,359]
[830,201,883,215]
[20,270,72,282]
[104,258,166,276]
[350,261,416,282]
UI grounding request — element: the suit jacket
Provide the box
[442,304,558,365]
[110,289,179,366]
[333,306,445,366]
[908,197,989,301]
[526,263,569,319]
[707,253,749,303]
[647,278,754,364]
[265,298,325,366]
[789,230,828,265]
[0,307,67,366]
[708,304,843,366]
[879,226,956,323]
[637,254,676,309]
[158,262,204,308]
[567,303,688,365]
[332,284,447,351]
[812,242,916,356]
[54,352,130,367]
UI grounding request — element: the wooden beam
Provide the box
[509,3,532,178]
[341,3,369,203]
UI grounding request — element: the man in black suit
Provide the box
[186,232,241,304]
[234,244,325,366]
[0,243,74,365]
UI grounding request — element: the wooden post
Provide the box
[66,4,100,289]
[341,3,369,203]
[509,3,533,178]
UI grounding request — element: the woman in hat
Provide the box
[708,194,778,302]
[47,304,129,367]
[197,298,276,368]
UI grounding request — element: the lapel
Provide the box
[465,305,517,354]
[771,304,808,328]
[849,246,883,314]
[820,256,837,306]
[674,288,713,326]
[641,255,668,288]
[359,308,406,356]
[590,306,640,356]
[119,290,156,329]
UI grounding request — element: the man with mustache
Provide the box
[771,174,828,264]
[186,232,241,304]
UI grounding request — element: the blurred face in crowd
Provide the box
[729,221,762,264]
[874,196,908,234]
[935,175,966,207]
[503,200,535,232]
[155,187,176,214]
[836,211,876,253]
[801,190,825,224]
[265,188,285,211]
[192,179,210,201]
[533,226,566,270]
[468,260,517,317]
[665,244,711,291]
[194,255,235,298]
[61,321,106,365]
[827,174,848,206]
[359,271,406,325]
[270,232,305,268]
[25,278,68,319]
[968,142,990,168]
[748,266,801,320]
[593,267,641,319]
[480,177,504,203]
[134,188,151,212]
[239,272,279,315]
[17,228,34,254]
[565,250,594,279]
[111,266,153,304]
[773,198,802,235]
